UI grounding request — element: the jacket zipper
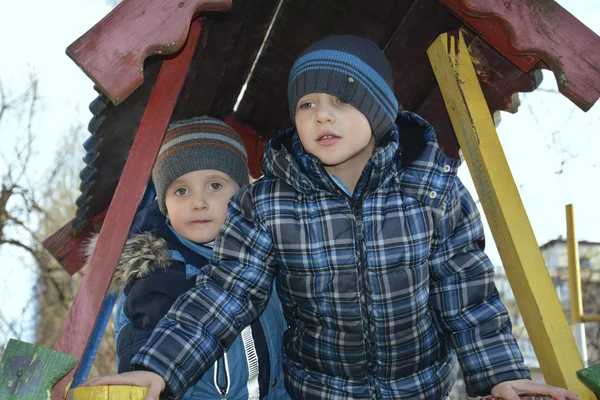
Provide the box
[322,170,376,381]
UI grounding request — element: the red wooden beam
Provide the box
[51,20,204,400]
[439,0,600,111]
[224,116,268,179]
[66,0,231,106]
[42,210,107,276]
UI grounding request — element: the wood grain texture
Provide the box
[440,0,600,111]
[0,339,76,399]
[66,0,231,105]
[51,20,204,400]
[69,385,148,399]
[42,210,106,275]
[428,30,593,398]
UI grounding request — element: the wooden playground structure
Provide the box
[1,0,600,398]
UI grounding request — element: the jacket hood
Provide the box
[85,232,171,292]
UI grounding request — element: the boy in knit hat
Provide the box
[84,37,577,400]
[106,116,289,400]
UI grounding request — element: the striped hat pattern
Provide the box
[288,35,398,140]
[152,116,249,215]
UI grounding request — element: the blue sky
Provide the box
[0,0,598,344]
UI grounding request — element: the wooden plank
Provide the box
[566,204,584,324]
[233,0,354,135]
[51,20,204,400]
[427,30,594,398]
[172,0,281,122]
[224,116,267,179]
[66,0,231,105]
[439,0,600,111]
[69,386,148,399]
[577,364,600,399]
[334,0,416,47]
[0,339,76,399]
[207,0,281,119]
[417,32,542,158]
[438,0,540,71]
[42,210,106,276]
[384,0,462,112]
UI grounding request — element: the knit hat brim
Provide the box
[152,117,249,215]
[288,36,398,140]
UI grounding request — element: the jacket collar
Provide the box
[261,110,461,206]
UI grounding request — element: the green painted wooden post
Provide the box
[0,339,76,399]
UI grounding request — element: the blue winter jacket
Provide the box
[131,112,530,399]
[112,200,290,399]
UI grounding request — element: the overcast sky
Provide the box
[0,0,598,344]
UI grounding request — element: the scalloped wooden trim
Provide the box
[66,0,232,105]
[440,0,600,111]
[51,20,204,400]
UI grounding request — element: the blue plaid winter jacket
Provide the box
[133,111,530,399]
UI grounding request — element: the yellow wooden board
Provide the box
[427,30,594,399]
[70,386,148,400]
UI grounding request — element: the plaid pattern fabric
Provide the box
[133,111,530,399]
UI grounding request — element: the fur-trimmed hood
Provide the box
[85,232,171,292]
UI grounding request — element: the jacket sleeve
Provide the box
[117,264,192,373]
[131,185,278,399]
[428,178,530,397]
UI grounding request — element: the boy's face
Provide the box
[165,169,239,244]
[295,93,375,174]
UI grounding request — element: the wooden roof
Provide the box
[60,0,600,239]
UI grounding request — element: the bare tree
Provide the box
[0,75,116,375]
[0,74,43,341]
[521,87,598,175]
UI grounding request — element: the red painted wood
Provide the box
[42,210,107,276]
[224,116,268,179]
[66,0,231,105]
[440,0,600,111]
[51,20,204,400]
[440,0,540,72]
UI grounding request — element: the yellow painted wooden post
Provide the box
[566,204,584,325]
[427,30,594,398]
[69,386,148,399]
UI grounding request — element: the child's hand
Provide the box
[80,370,166,400]
[491,379,579,400]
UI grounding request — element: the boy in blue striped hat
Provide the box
[84,36,576,400]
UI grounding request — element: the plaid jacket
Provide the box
[133,111,530,399]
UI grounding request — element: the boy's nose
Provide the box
[315,104,335,124]
[192,195,208,210]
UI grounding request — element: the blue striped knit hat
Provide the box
[152,116,249,215]
[288,35,398,140]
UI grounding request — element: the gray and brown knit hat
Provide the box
[288,35,398,140]
[152,116,249,215]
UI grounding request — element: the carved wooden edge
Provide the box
[439,0,600,111]
[42,210,107,276]
[51,19,204,400]
[0,339,76,399]
[418,29,543,158]
[66,0,232,105]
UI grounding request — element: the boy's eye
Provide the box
[335,97,347,104]
[208,182,222,191]
[298,102,314,110]
[175,187,189,196]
